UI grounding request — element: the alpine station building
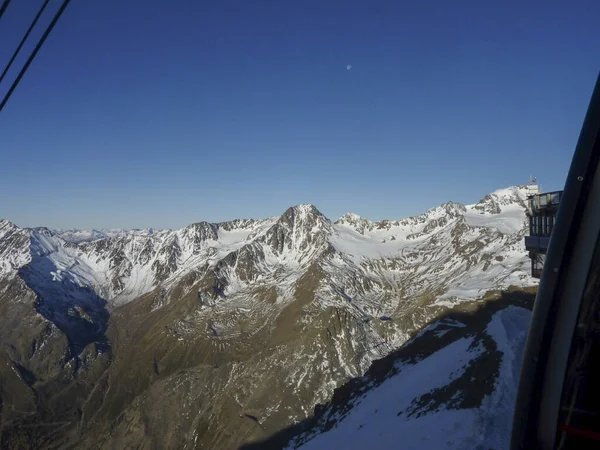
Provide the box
[524,184,563,278]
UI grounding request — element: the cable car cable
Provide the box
[0,0,51,86]
[0,0,12,23]
[0,0,71,114]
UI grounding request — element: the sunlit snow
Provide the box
[293,306,531,450]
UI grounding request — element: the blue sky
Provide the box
[0,1,598,229]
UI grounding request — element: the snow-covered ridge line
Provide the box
[0,186,535,308]
[5,186,528,242]
[51,217,285,244]
[335,186,528,233]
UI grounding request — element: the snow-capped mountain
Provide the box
[52,228,132,244]
[0,186,537,449]
[1,186,532,308]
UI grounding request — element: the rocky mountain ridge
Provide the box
[0,186,536,449]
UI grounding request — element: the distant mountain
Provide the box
[0,186,536,449]
[52,228,133,244]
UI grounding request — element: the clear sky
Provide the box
[0,1,598,229]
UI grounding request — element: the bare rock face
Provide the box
[0,186,536,449]
[263,204,333,257]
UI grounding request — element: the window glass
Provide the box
[530,216,534,235]
[543,216,547,235]
[539,195,548,206]
[556,233,600,448]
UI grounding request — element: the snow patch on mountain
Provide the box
[290,305,531,450]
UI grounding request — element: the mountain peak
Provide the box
[282,203,324,219]
[31,226,54,237]
[0,219,18,233]
[439,201,467,216]
[420,201,467,221]
[278,204,331,228]
[217,218,259,232]
[261,204,332,257]
[180,221,219,247]
[337,212,363,222]
[335,213,372,234]
[184,221,218,235]
[471,186,527,214]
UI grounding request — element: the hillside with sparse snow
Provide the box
[242,290,534,450]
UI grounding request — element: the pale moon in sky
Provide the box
[346,64,352,71]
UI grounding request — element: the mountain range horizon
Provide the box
[4,184,532,234]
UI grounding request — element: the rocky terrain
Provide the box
[242,288,536,450]
[0,186,536,449]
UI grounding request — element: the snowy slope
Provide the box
[284,304,532,450]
